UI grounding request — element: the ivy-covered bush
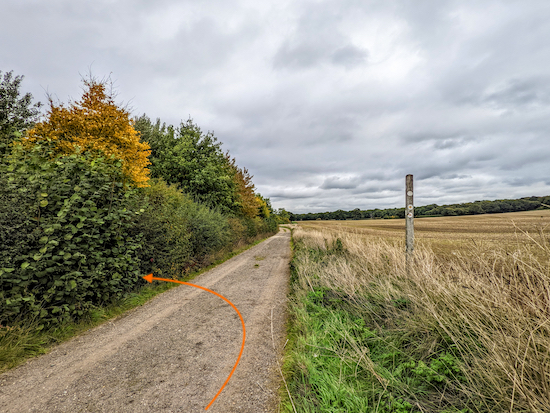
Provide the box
[0,143,144,326]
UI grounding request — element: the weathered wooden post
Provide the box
[405,174,414,256]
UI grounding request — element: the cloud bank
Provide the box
[2,0,550,213]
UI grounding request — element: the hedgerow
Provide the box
[0,143,144,326]
[0,72,279,331]
[133,179,231,277]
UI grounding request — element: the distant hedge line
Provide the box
[291,196,550,221]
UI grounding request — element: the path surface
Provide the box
[0,229,291,412]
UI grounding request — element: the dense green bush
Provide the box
[134,179,277,277]
[0,145,277,328]
[133,179,231,277]
[0,143,144,326]
[185,200,230,261]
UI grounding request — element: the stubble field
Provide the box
[282,210,550,412]
[298,210,550,256]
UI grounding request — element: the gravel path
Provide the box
[0,229,291,412]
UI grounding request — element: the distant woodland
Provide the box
[290,196,550,221]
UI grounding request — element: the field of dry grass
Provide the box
[283,210,550,412]
[298,210,550,256]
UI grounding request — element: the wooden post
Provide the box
[405,175,414,255]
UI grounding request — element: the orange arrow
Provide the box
[143,273,246,411]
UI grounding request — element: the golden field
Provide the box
[288,210,550,411]
[298,210,550,256]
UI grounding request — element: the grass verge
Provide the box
[0,233,274,374]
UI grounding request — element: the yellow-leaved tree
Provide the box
[26,78,151,187]
[227,154,260,218]
[256,195,271,218]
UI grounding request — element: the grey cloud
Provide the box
[498,150,550,172]
[273,40,368,70]
[268,189,321,199]
[504,177,538,187]
[402,132,476,150]
[352,188,401,198]
[272,1,368,70]
[330,45,368,68]
[3,0,550,214]
[438,173,472,180]
[433,136,476,150]
[482,77,550,109]
[320,175,361,189]
[273,40,328,69]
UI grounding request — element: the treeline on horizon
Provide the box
[0,70,285,327]
[290,195,550,221]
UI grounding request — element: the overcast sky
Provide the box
[2,0,550,213]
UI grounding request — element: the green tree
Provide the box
[0,70,41,156]
[134,115,175,180]
[135,115,239,215]
[256,194,273,218]
[274,208,291,223]
[227,154,260,218]
[467,204,484,215]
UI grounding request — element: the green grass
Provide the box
[282,289,468,412]
[0,234,272,374]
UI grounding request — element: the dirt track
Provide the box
[0,229,291,412]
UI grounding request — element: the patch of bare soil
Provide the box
[0,229,291,412]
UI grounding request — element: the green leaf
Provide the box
[2,268,15,273]
[41,193,48,197]
[33,254,42,261]
[39,246,47,254]
[21,262,31,269]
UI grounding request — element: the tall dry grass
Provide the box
[292,225,550,412]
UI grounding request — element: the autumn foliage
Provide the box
[227,154,260,218]
[26,79,151,187]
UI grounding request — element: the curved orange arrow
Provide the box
[143,273,246,411]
